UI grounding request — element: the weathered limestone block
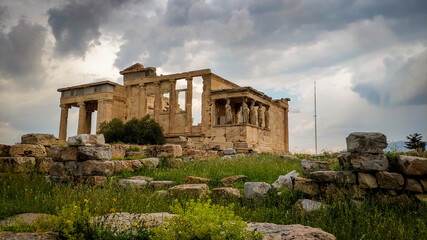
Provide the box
[0,144,11,157]
[50,145,78,161]
[125,152,145,158]
[272,170,299,190]
[129,176,153,182]
[158,144,182,157]
[337,152,351,169]
[86,176,107,186]
[21,133,57,146]
[35,157,53,173]
[397,155,427,176]
[68,160,114,176]
[112,148,126,159]
[77,146,113,161]
[246,223,336,240]
[129,160,143,170]
[301,159,329,175]
[149,181,174,190]
[244,182,272,199]
[9,144,47,157]
[212,187,241,199]
[294,199,327,213]
[376,172,404,190]
[168,184,209,198]
[223,148,237,155]
[294,177,320,196]
[113,160,133,172]
[0,232,54,240]
[309,171,336,182]
[220,175,248,186]
[404,178,423,193]
[49,162,66,176]
[358,172,378,188]
[118,179,148,189]
[67,134,105,146]
[140,157,159,169]
[351,153,388,172]
[165,158,183,168]
[0,157,36,173]
[185,176,211,184]
[346,132,387,153]
[93,212,176,232]
[335,171,357,184]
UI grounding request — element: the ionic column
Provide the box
[59,104,70,140]
[139,83,147,118]
[169,79,177,134]
[77,102,87,134]
[154,81,161,122]
[185,77,193,134]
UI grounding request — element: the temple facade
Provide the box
[57,63,290,153]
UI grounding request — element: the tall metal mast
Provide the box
[314,81,318,155]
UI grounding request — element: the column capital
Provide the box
[169,78,177,84]
[139,83,146,88]
[77,102,86,107]
[60,104,71,109]
[185,76,193,81]
[154,81,161,86]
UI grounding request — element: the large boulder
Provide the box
[140,157,160,169]
[67,134,105,146]
[358,172,378,189]
[309,171,336,182]
[404,178,423,193]
[0,157,36,173]
[118,179,148,189]
[212,187,241,199]
[294,177,320,196]
[397,155,427,176]
[376,172,404,190]
[272,170,299,190]
[301,159,329,175]
[294,199,327,213]
[50,146,78,161]
[185,176,211,184]
[21,133,57,146]
[351,153,388,172]
[77,146,113,161]
[220,175,248,186]
[9,144,47,157]
[246,223,336,240]
[346,132,387,153]
[244,182,272,199]
[168,184,209,198]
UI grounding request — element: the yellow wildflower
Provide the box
[110,208,115,212]
[144,222,147,227]
[66,220,72,224]
[74,205,77,208]
[83,199,89,204]
[112,198,116,203]
[134,222,138,227]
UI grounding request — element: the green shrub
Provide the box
[151,199,262,240]
[98,115,165,145]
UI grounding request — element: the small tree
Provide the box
[98,115,165,145]
[405,133,425,151]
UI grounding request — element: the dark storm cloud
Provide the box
[0,18,46,89]
[47,0,130,57]
[0,5,8,23]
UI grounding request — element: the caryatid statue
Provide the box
[264,105,270,129]
[257,104,263,127]
[225,98,232,124]
[249,99,256,125]
[242,97,249,123]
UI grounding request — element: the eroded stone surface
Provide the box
[0,232,54,240]
[0,157,36,173]
[212,187,241,199]
[140,158,159,169]
[346,132,387,153]
[21,133,58,146]
[337,152,351,169]
[351,153,388,172]
[301,159,329,175]
[220,175,248,186]
[168,184,209,198]
[376,172,404,190]
[118,179,148,189]
[358,172,378,189]
[67,134,105,146]
[10,144,47,158]
[77,146,113,161]
[244,182,272,199]
[294,199,327,213]
[272,170,299,190]
[0,213,53,226]
[404,178,423,192]
[129,176,154,182]
[185,176,211,184]
[50,146,78,161]
[397,155,427,176]
[246,223,336,240]
[294,177,320,196]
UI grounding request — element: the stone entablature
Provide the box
[57,63,290,153]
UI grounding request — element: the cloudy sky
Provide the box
[0,0,426,153]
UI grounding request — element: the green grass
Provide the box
[1,154,426,239]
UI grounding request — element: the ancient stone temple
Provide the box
[57,63,290,153]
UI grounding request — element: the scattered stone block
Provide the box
[358,172,378,188]
[140,157,159,169]
[337,152,351,169]
[9,144,47,157]
[21,133,57,146]
[166,158,183,168]
[0,157,36,173]
[149,181,174,190]
[223,148,237,155]
[67,134,105,146]
[220,175,248,186]
[397,155,427,176]
[77,146,113,161]
[50,145,78,161]
[35,157,52,173]
[272,170,299,190]
[213,187,240,199]
[310,171,336,182]
[346,132,387,153]
[86,176,107,186]
[125,152,145,158]
[301,159,329,175]
[376,172,404,190]
[404,178,423,193]
[294,199,327,213]
[118,179,148,189]
[129,160,144,170]
[112,160,133,172]
[129,176,154,182]
[294,177,320,196]
[158,144,183,157]
[94,212,176,232]
[112,148,126,159]
[246,223,336,240]
[351,153,388,172]
[244,182,272,199]
[185,176,211,184]
[168,184,209,198]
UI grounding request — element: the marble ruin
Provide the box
[57,63,290,153]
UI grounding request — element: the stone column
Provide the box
[257,104,263,127]
[201,74,212,134]
[77,102,87,134]
[85,110,92,134]
[225,98,232,124]
[154,81,161,122]
[96,99,113,132]
[139,83,147,118]
[284,107,289,153]
[264,105,270,129]
[185,77,193,134]
[169,79,177,134]
[59,104,70,140]
[242,97,249,124]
